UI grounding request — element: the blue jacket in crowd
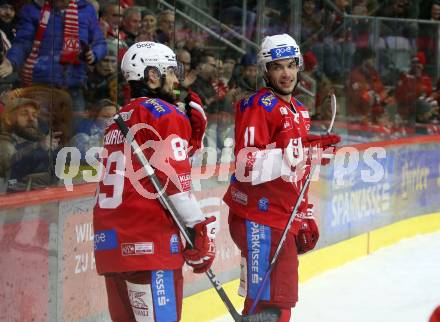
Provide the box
[7,0,107,88]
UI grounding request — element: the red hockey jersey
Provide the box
[223,87,311,232]
[93,97,192,274]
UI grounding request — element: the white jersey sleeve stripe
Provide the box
[169,191,205,228]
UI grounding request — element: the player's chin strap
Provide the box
[248,93,338,315]
[113,114,280,322]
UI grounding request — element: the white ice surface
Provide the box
[213,231,440,322]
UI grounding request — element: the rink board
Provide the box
[0,136,440,321]
[182,212,440,322]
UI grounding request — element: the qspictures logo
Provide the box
[55,124,388,197]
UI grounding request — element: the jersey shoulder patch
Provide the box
[140,98,174,118]
[239,93,257,112]
[257,92,278,112]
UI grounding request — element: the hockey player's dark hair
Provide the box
[129,65,176,104]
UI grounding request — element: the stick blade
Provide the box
[241,307,281,322]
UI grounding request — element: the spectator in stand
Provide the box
[301,0,322,42]
[313,0,355,82]
[86,39,118,105]
[415,96,438,124]
[0,0,17,94]
[299,50,334,119]
[139,11,156,41]
[432,78,440,110]
[0,98,60,192]
[191,51,225,152]
[222,53,237,86]
[218,0,256,39]
[419,0,440,19]
[0,0,107,111]
[0,0,16,44]
[71,98,118,160]
[225,52,259,112]
[120,0,134,9]
[417,1,440,77]
[191,52,217,113]
[178,26,206,64]
[212,57,230,147]
[431,0,440,19]
[1,85,75,145]
[323,0,350,36]
[155,9,175,46]
[347,48,395,124]
[100,1,123,39]
[120,7,141,47]
[376,0,419,85]
[395,52,433,123]
[236,52,259,93]
[378,0,420,19]
[351,2,373,49]
[87,0,99,16]
[212,58,228,102]
[353,0,379,13]
[191,52,223,114]
[176,48,197,90]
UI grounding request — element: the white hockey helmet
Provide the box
[257,34,303,73]
[121,41,183,82]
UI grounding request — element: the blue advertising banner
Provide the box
[320,143,440,243]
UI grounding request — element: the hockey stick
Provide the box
[249,94,338,314]
[113,115,280,322]
[328,93,337,134]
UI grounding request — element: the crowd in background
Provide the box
[301,0,440,135]
[0,0,440,193]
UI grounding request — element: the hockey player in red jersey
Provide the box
[223,34,341,321]
[93,41,216,322]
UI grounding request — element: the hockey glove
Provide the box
[185,89,207,155]
[303,133,341,165]
[294,204,319,254]
[183,216,216,273]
